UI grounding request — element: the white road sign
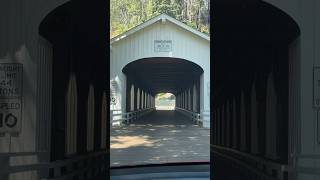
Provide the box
[0,63,23,134]
[0,98,22,133]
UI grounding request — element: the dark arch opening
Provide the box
[39,2,71,43]
[38,2,72,161]
[212,1,300,99]
[122,57,203,113]
[38,1,108,161]
[122,57,204,95]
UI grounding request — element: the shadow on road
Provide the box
[110,110,210,166]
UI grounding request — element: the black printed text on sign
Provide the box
[154,40,172,52]
[0,63,23,98]
[0,99,22,133]
[110,96,117,105]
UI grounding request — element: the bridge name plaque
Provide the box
[154,40,172,52]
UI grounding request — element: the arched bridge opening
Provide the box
[120,57,203,126]
[110,57,210,166]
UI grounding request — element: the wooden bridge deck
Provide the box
[110,110,210,166]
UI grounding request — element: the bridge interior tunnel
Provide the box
[110,57,209,166]
[122,57,204,125]
[38,1,108,165]
[212,1,300,179]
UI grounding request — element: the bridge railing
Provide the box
[175,107,202,126]
[0,151,108,180]
[212,145,291,180]
[110,108,155,126]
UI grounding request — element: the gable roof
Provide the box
[110,14,210,44]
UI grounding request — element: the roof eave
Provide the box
[110,14,210,44]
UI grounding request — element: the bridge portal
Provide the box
[110,14,210,128]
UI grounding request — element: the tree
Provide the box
[110,0,210,38]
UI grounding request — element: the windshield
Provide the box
[110,0,210,167]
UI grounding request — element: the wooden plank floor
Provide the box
[110,110,210,167]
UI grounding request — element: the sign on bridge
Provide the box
[110,80,117,105]
[0,63,23,134]
[154,40,172,52]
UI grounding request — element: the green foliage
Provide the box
[156,93,175,100]
[110,0,210,38]
[186,20,197,29]
[152,0,181,18]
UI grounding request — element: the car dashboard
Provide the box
[110,162,210,180]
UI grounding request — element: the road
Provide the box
[110,110,210,167]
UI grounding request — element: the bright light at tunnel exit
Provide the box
[155,93,176,111]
